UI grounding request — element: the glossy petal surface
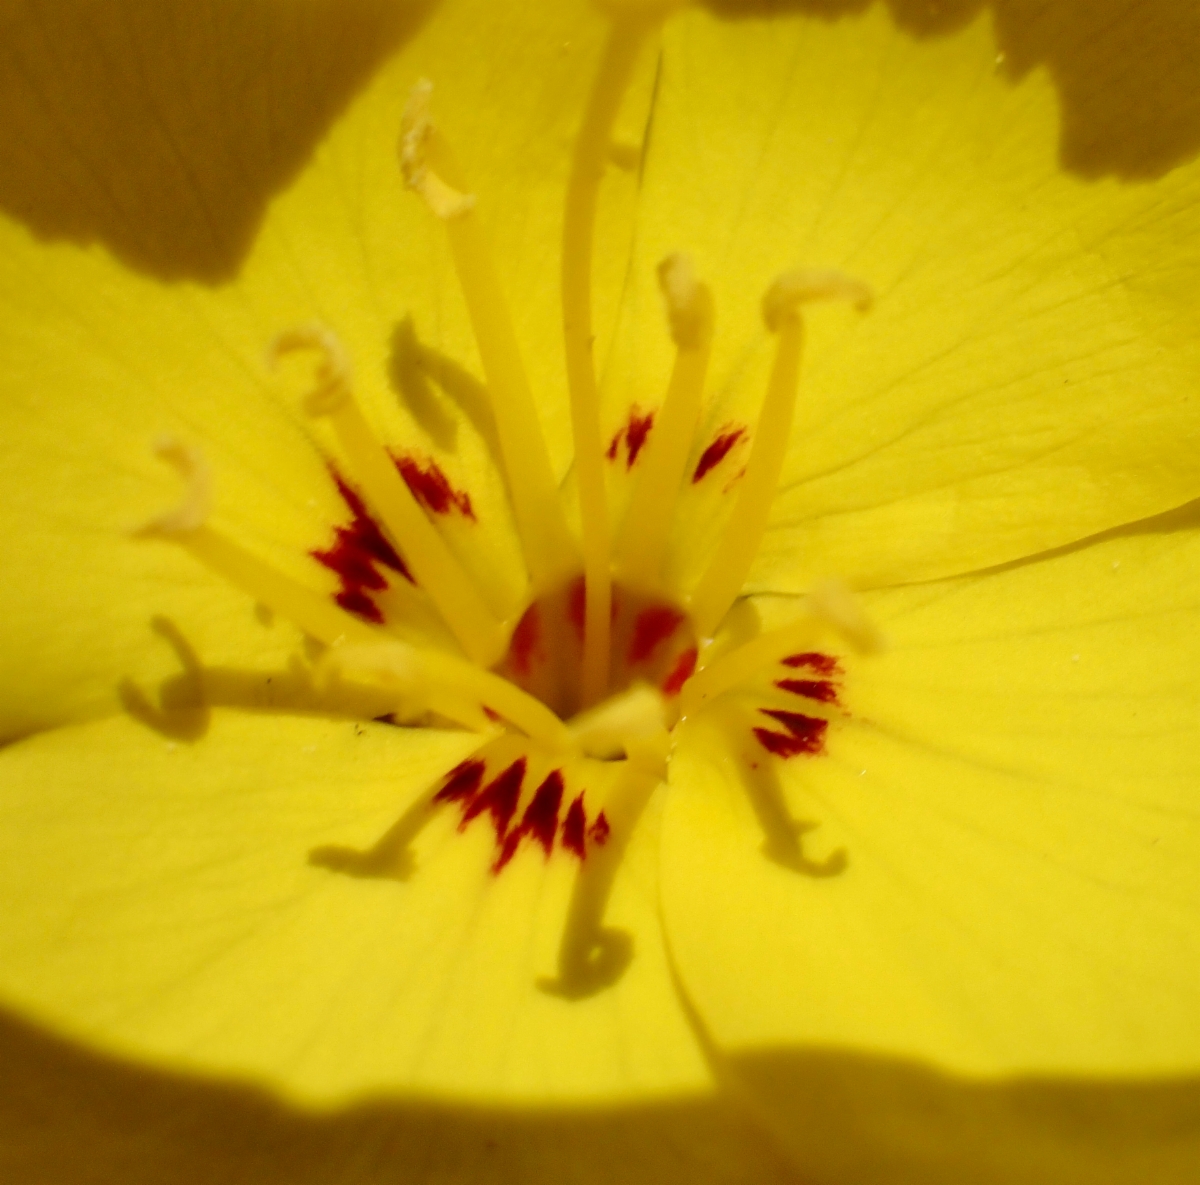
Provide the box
[0,712,709,1105]
[606,4,1200,595]
[662,520,1200,1181]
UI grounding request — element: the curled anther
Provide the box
[568,683,669,761]
[269,324,352,417]
[762,268,873,332]
[136,435,212,536]
[807,578,886,655]
[399,79,477,220]
[657,252,713,350]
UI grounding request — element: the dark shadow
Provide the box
[0,0,438,283]
[0,1004,799,1185]
[537,766,660,1001]
[308,780,448,882]
[727,1046,1200,1184]
[1,999,1196,1184]
[119,616,411,742]
[702,0,1200,180]
[387,316,501,465]
[717,707,848,878]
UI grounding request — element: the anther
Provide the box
[807,578,885,655]
[136,436,212,536]
[269,324,352,416]
[400,80,476,221]
[614,253,713,589]
[688,266,872,638]
[657,252,712,351]
[762,268,873,331]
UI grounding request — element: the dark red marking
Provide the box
[781,652,841,676]
[628,605,685,665]
[493,770,564,872]
[482,706,503,723]
[775,678,839,704]
[394,452,476,520]
[562,793,588,858]
[461,758,526,838]
[606,406,655,470]
[568,576,587,640]
[588,811,611,846]
[313,468,414,623]
[508,605,542,677]
[754,709,828,758]
[625,410,654,466]
[434,759,486,805]
[692,425,746,483]
[662,646,698,697]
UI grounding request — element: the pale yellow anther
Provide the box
[657,252,711,351]
[614,252,714,590]
[567,682,668,761]
[137,435,212,535]
[807,578,886,655]
[400,80,476,221]
[688,267,872,638]
[269,324,352,416]
[322,638,572,751]
[762,267,873,331]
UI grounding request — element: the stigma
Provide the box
[137,5,878,882]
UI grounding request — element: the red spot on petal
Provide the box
[462,758,526,839]
[493,770,564,872]
[625,410,654,467]
[509,604,542,677]
[562,793,588,858]
[692,425,746,483]
[394,452,476,520]
[781,652,841,676]
[755,709,828,757]
[568,576,587,641]
[588,811,611,846]
[313,467,414,624]
[606,407,655,470]
[628,605,685,665]
[662,646,698,697]
[775,678,839,704]
[434,759,486,805]
[334,588,384,624]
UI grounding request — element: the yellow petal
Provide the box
[0,0,657,738]
[0,710,711,1107]
[661,519,1200,1180]
[604,4,1200,593]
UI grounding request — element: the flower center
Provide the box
[136,3,881,913]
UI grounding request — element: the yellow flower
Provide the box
[1,1,1200,1182]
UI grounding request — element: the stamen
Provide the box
[687,268,872,638]
[323,640,573,752]
[140,436,212,533]
[400,84,577,592]
[137,439,380,650]
[808,577,885,655]
[399,80,476,220]
[679,581,881,719]
[562,15,654,707]
[272,326,507,667]
[567,682,668,761]
[614,253,714,590]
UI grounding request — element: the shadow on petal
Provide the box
[701,0,1200,181]
[724,1045,1200,1184]
[0,1005,800,1185]
[0,0,438,283]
